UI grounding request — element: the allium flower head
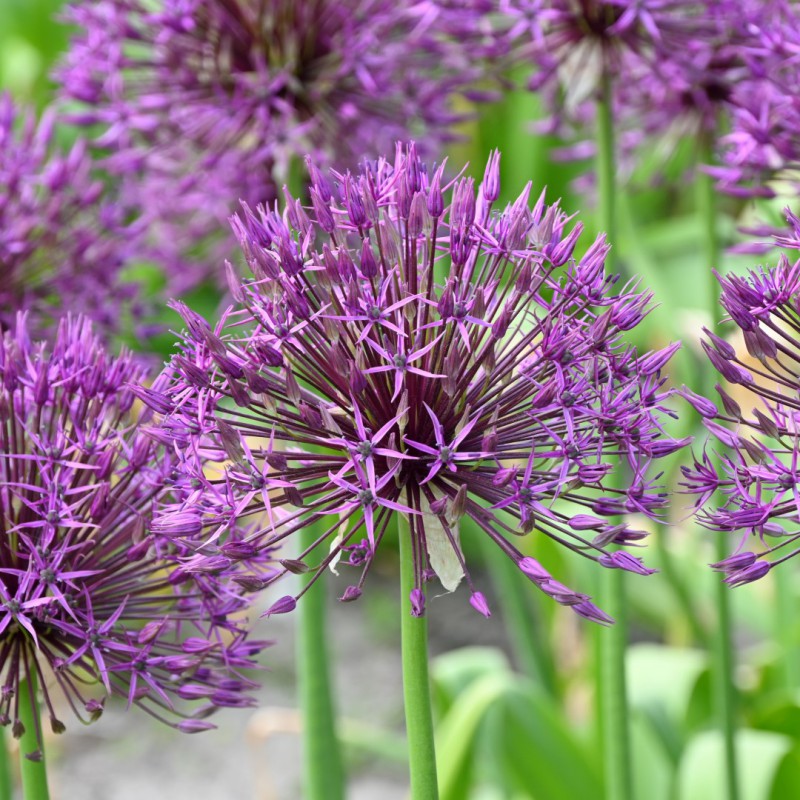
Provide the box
[153,144,684,623]
[682,254,800,585]
[0,95,136,336]
[59,0,494,285]
[613,2,751,148]
[0,315,269,756]
[503,1,698,116]
[704,2,800,196]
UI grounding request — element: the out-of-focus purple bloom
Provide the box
[151,144,684,623]
[499,1,799,196]
[499,1,703,133]
[702,2,800,196]
[0,315,270,757]
[0,95,138,336]
[682,255,800,585]
[59,0,498,288]
[608,1,755,173]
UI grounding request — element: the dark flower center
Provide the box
[519,487,534,504]
[356,440,374,458]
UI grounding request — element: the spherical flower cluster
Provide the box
[704,2,800,197]
[0,95,137,336]
[0,315,270,757]
[499,1,799,195]
[501,1,700,122]
[149,144,686,624]
[615,2,750,148]
[682,255,800,586]
[59,0,496,286]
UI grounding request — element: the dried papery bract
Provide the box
[0,315,271,756]
[153,144,685,622]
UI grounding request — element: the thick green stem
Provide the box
[698,134,740,800]
[595,74,633,800]
[479,537,559,696]
[712,535,740,800]
[398,513,439,800]
[297,524,344,800]
[0,727,11,800]
[596,74,616,249]
[598,568,632,800]
[18,673,49,800]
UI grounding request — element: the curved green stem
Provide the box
[595,72,633,800]
[18,673,49,800]
[698,134,740,800]
[297,523,344,800]
[398,513,439,800]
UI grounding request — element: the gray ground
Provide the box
[28,573,508,799]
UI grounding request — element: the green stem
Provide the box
[775,566,800,688]
[297,524,344,800]
[595,74,633,800]
[0,726,12,800]
[479,537,559,695]
[654,533,710,647]
[18,673,49,800]
[596,73,616,249]
[698,133,740,800]
[398,513,439,800]
[712,536,740,800]
[598,569,632,800]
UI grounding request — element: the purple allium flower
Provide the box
[58,0,496,287]
[151,144,684,623]
[703,2,800,196]
[501,1,699,123]
[682,255,800,585]
[0,94,138,337]
[612,2,752,152]
[0,315,270,756]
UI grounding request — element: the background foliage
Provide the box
[3,2,799,798]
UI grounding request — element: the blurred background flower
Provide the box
[58,0,499,289]
[0,94,140,338]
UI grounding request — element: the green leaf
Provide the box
[630,713,675,800]
[493,682,603,800]
[627,644,708,726]
[432,646,510,717]
[678,730,799,800]
[436,671,514,800]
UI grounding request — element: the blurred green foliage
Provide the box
[0,0,68,106]
[4,2,800,799]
